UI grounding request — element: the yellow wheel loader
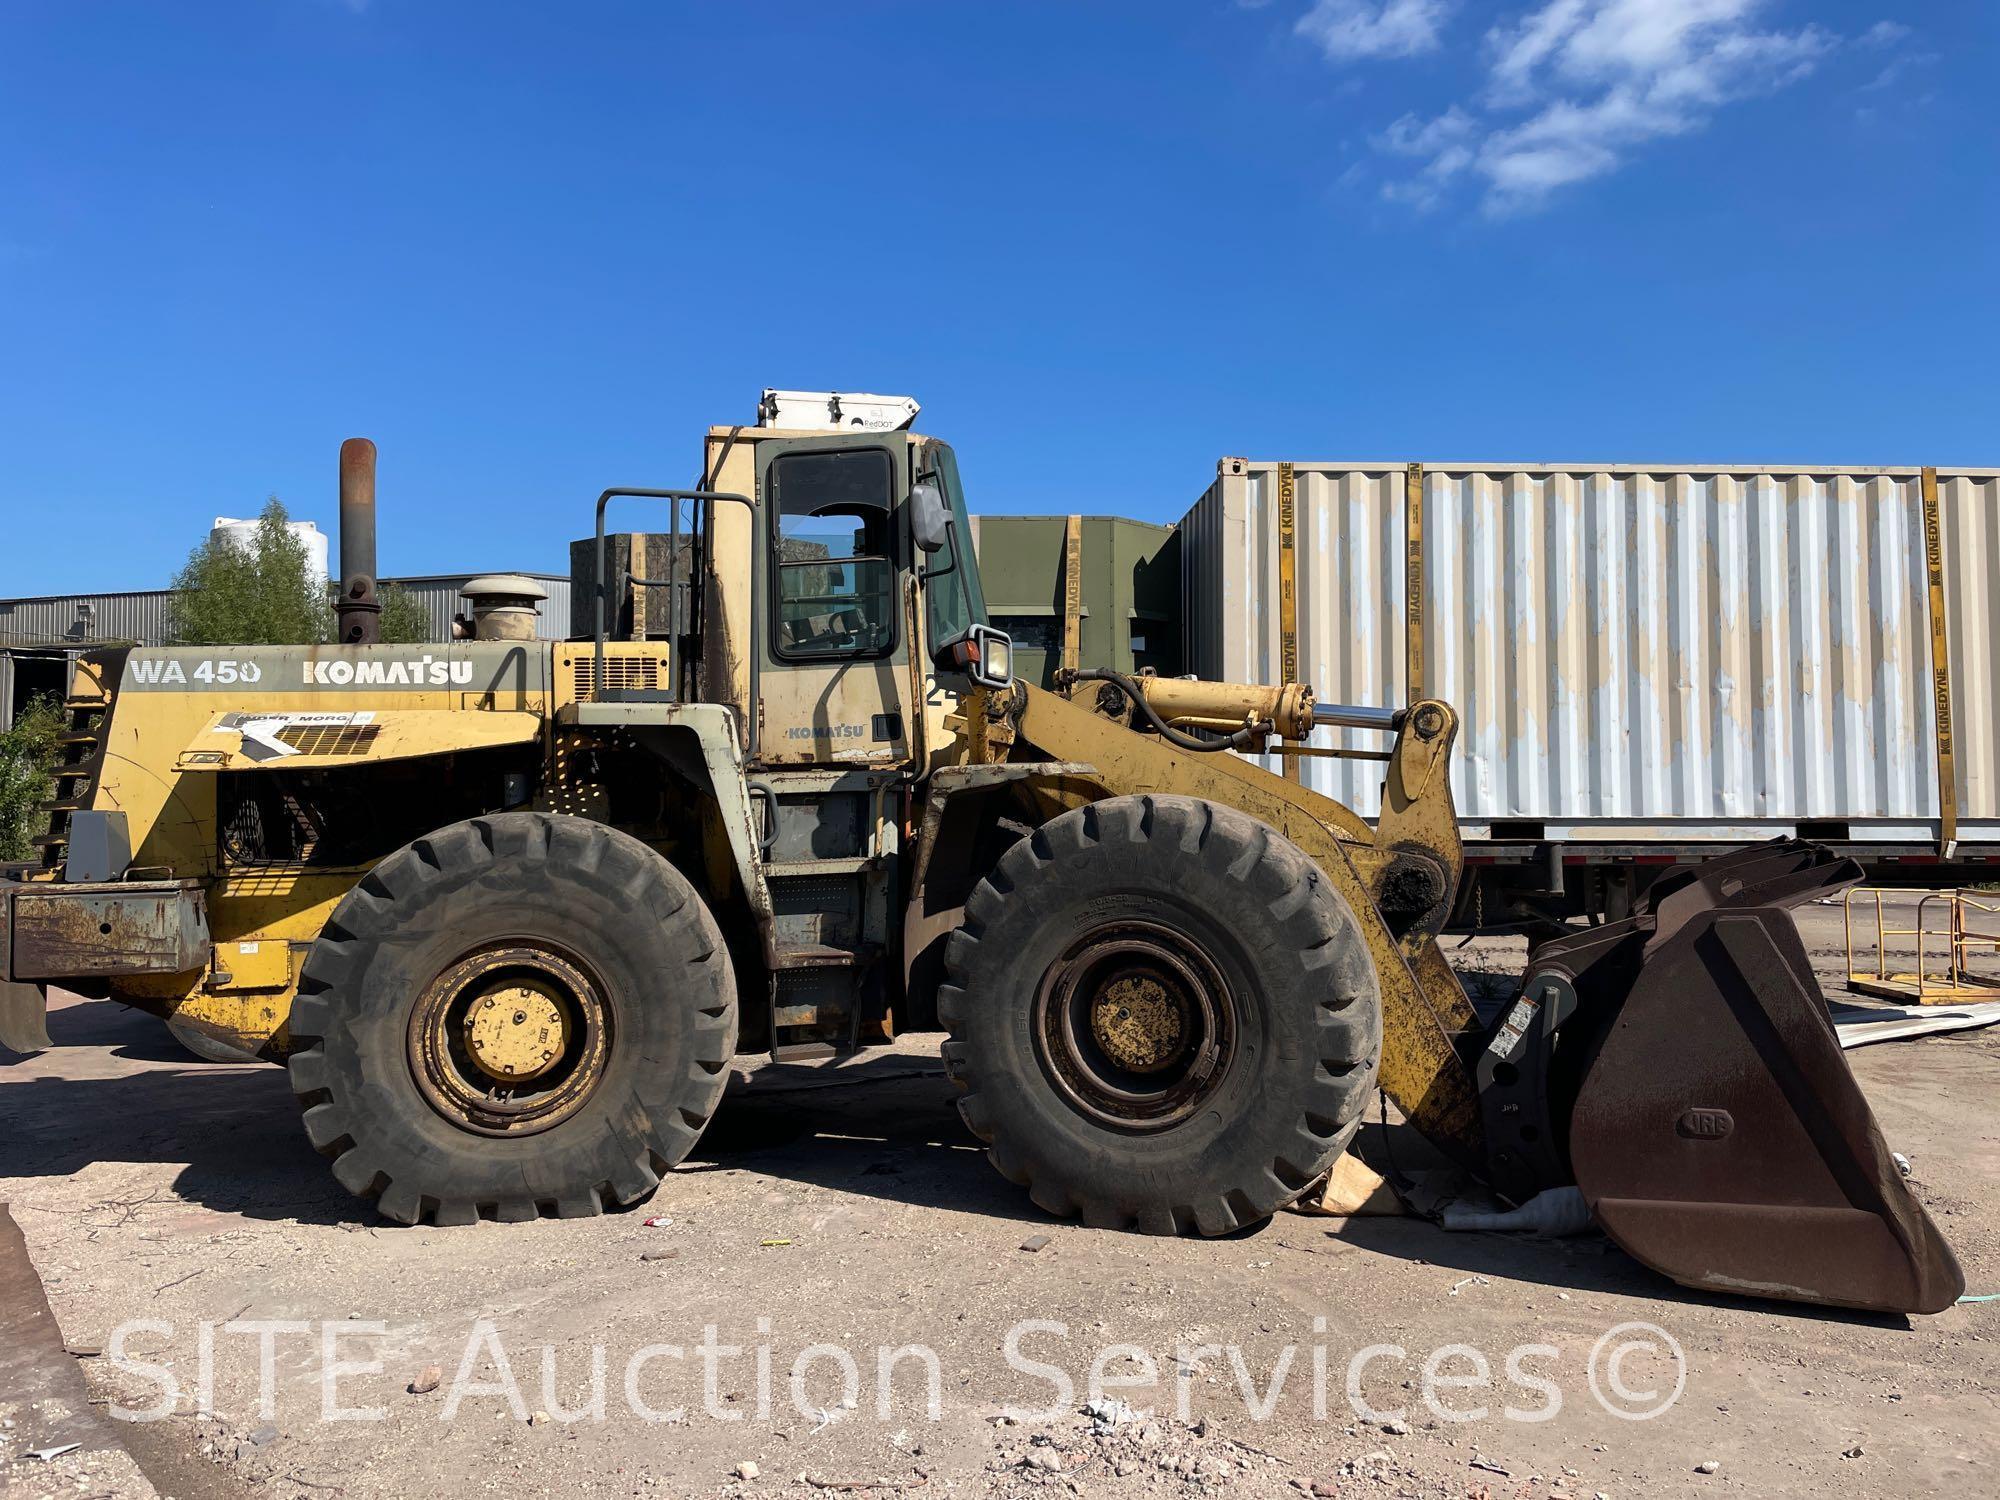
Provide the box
[0,422,1962,1314]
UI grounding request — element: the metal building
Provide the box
[0,574,571,651]
[0,591,175,651]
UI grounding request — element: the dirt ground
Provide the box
[2,899,1994,1500]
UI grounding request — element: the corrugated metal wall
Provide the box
[0,574,573,647]
[1182,461,1997,843]
[0,590,174,648]
[386,574,572,643]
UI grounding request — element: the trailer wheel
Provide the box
[939,794,1380,1235]
[286,813,736,1226]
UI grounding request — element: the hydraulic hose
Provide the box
[1065,668,1271,753]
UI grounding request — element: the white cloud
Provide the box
[1482,7,1835,211]
[1859,19,1911,49]
[1373,107,1479,207]
[1376,105,1478,156]
[1317,2,1844,213]
[1294,0,1454,61]
[1486,0,1594,102]
[1861,47,1938,94]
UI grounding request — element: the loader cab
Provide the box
[745,430,1000,771]
[682,424,1004,1056]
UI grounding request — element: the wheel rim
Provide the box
[407,944,612,1137]
[1031,919,1235,1132]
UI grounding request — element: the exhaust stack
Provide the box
[337,438,381,645]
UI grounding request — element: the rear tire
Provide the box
[286,813,737,1225]
[939,794,1380,1235]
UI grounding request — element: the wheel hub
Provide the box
[1090,972,1187,1073]
[1033,920,1235,1132]
[407,945,610,1137]
[463,984,568,1082]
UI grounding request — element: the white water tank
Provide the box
[211,516,330,588]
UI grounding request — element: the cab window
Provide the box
[769,448,896,660]
[922,442,989,654]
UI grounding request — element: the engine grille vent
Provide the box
[278,723,382,757]
[572,655,663,701]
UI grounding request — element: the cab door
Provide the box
[753,435,916,769]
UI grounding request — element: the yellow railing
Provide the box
[1843,887,2000,1005]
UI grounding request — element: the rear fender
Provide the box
[562,702,769,951]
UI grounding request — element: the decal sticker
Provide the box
[213,711,378,762]
[1490,993,1541,1061]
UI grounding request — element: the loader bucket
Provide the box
[1527,842,1965,1314]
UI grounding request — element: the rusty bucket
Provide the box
[1527,842,1965,1315]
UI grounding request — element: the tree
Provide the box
[377,585,434,644]
[165,497,437,645]
[165,498,331,646]
[0,695,63,863]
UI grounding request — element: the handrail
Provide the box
[592,488,753,711]
[1843,885,2000,1000]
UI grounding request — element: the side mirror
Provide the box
[910,478,950,553]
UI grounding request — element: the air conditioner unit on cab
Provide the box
[758,389,920,432]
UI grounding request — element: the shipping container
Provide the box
[969,515,1182,688]
[1181,459,1998,903]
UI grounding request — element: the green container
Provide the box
[969,516,1182,689]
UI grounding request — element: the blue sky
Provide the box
[2,0,1992,595]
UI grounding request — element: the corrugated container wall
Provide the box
[1940,474,1999,842]
[1182,460,1997,847]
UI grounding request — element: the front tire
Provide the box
[939,795,1380,1235]
[286,813,737,1225]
